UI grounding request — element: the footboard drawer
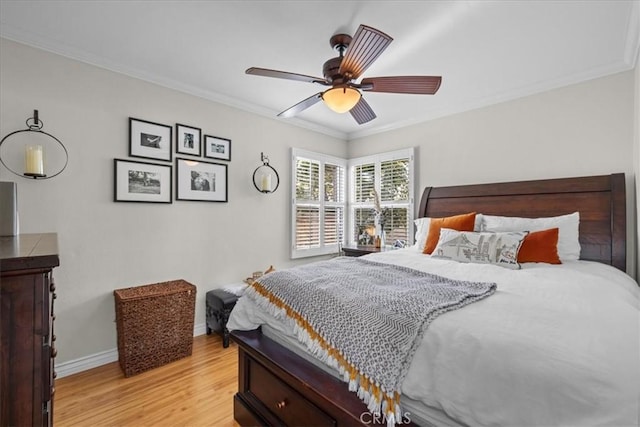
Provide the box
[233,330,419,426]
[249,359,336,426]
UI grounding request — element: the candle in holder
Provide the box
[261,172,272,192]
[25,145,45,177]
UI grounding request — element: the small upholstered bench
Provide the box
[205,285,246,348]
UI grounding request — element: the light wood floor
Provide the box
[54,334,240,427]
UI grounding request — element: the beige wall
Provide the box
[349,71,637,277]
[0,38,347,364]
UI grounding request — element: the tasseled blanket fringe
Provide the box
[247,282,403,427]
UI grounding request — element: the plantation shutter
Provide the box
[295,206,320,249]
[380,157,410,244]
[348,148,414,247]
[382,207,408,245]
[380,158,410,202]
[296,159,320,201]
[324,163,344,246]
[291,149,347,258]
[294,158,320,249]
[353,163,375,203]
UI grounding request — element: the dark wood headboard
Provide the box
[418,173,626,271]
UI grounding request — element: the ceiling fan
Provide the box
[246,24,442,125]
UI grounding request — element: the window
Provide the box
[291,149,346,258]
[291,147,413,259]
[348,148,414,247]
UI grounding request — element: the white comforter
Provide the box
[228,249,640,427]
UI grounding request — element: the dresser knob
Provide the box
[53,371,57,379]
[52,334,56,341]
[51,347,57,358]
[50,282,56,292]
[276,400,287,409]
[51,386,56,396]
[52,292,57,300]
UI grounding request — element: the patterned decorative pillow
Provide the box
[432,228,529,269]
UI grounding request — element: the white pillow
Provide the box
[481,212,580,261]
[414,215,483,251]
[413,217,431,251]
[432,228,528,270]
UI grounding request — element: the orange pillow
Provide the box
[423,212,477,254]
[517,228,561,264]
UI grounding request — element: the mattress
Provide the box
[228,248,640,426]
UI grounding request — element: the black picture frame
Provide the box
[204,135,232,161]
[176,123,202,156]
[114,158,172,203]
[129,118,172,162]
[175,158,228,202]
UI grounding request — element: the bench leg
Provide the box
[222,308,232,348]
[223,327,230,348]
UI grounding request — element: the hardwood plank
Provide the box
[54,335,240,426]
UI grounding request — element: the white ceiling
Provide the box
[1,1,639,140]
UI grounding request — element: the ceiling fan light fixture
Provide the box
[322,86,361,113]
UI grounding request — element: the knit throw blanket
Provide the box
[246,257,496,427]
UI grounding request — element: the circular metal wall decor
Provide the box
[252,152,280,194]
[0,110,68,179]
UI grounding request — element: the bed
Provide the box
[229,173,638,427]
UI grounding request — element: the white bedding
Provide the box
[228,249,640,427]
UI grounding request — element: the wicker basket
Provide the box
[114,280,196,377]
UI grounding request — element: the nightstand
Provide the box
[342,245,392,257]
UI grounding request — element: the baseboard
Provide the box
[55,322,207,378]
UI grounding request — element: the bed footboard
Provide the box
[231,329,417,427]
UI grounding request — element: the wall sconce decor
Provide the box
[252,152,280,194]
[0,110,68,179]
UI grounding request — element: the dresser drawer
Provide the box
[248,360,335,427]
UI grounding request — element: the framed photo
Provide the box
[176,158,227,202]
[176,123,201,156]
[204,135,231,161]
[129,118,172,162]
[114,159,172,203]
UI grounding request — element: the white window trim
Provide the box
[347,148,415,247]
[291,148,347,259]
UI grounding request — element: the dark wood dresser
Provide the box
[1,233,59,427]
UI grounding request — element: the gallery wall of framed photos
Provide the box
[115,117,231,203]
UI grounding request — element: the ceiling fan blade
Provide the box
[360,76,442,94]
[278,93,323,118]
[350,97,376,125]
[246,67,329,85]
[339,25,393,80]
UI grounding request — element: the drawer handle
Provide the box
[50,282,56,292]
[53,292,57,300]
[51,347,57,358]
[276,400,287,410]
